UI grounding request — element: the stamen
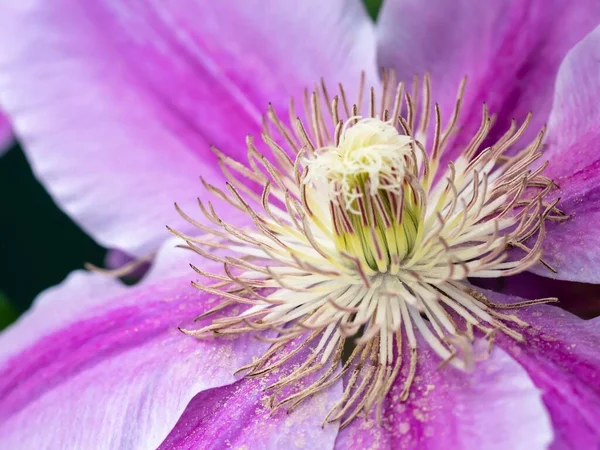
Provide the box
[174,71,563,426]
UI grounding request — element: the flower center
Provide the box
[305,118,422,274]
[173,72,567,428]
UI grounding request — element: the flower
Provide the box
[1,1,600,449]
[177,73,564,423]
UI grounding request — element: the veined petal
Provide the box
[159,337,343,450]
[376,0,600,164]
[0,271,268,449]
[543,25,600,176]
[0,234,212,366]
[533,25,600,282]
[0,270,126,364]
[532,163,600,283]
[0,0,377,256]
[334,345,552,450]
[481,289,600,450]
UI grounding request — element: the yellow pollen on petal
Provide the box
[172,71,567,428]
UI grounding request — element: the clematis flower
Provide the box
[1,1,600,449]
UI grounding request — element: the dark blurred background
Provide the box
[0,143,106,327]
[0,0,383,330]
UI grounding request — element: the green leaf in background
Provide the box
[364,0,383,20]
[0,291,18,331]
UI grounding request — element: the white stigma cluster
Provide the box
[173,73,566,427]
[304,117,422,275]
[305,117,413,212]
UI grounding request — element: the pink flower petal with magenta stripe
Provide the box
[0,0,376,256]
[160,338,343,450]
[335,343,552,450]
[489,290,600,449]
[0,271,268,449]
[376,0,600,165]
[531,25,600,283]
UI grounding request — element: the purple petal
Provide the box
[0,110,12,154]
[0,270,126,364]
[142,235,209,283]
[526,25,600,282]
[160,347,342,449]
[335,346,552,449]
[376,0,600,163]
[479,289,600,450]
[0,0,376,256]
[543,25,600,178]
[0,272,268,449]
[534,160,600,283]
[0,234,207,365]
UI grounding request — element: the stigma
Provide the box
[172,72,567,428]
[305,118,420,274]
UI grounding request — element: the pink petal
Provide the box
[335,346,552,450]
[142,235,209,283]
[0,270,126,364]
[0,0,377,256]
[529,25,600,282]
[480,289,600,450]
[0,235,207,365]
[533,160,600,282]
[543,24,600,177]
[0,110,12,154]
[376,0,600,164]
[159,339,343,450]
[0,271,268,448]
